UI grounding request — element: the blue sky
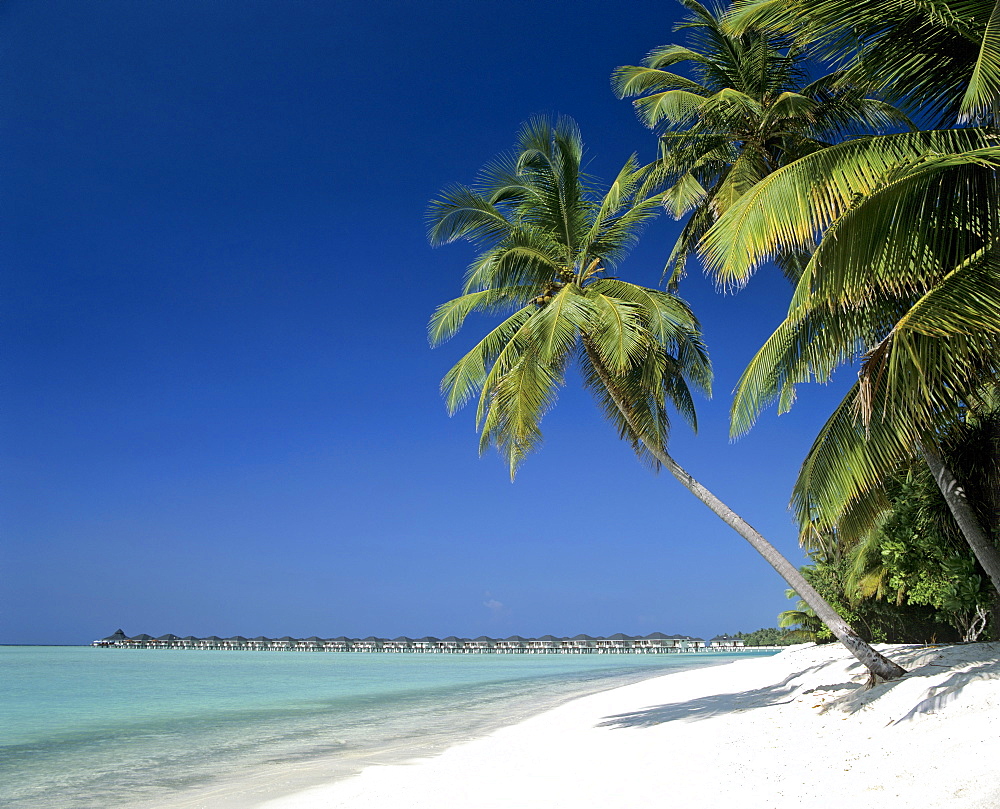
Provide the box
[2,0,854,645]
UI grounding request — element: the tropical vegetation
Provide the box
[427,116,905,682]
[693,0,1000,634]
[428,0,1000,682]
[735,626,802,646]
[612,0,911,287]
[777,596,824,642]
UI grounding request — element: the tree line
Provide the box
[427,0,1000,684]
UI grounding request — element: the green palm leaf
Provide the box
[961,0,1000,119]
[699,128,999,286]
[616,0,909,288]
[428,115,910,683]
[428,116,709,474]
[611,64,708,99]
[428,286,538,346]
[439,306,535,415]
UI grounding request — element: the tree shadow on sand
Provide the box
[596,665,826,729]
[815,644,1000,717]
[598,644,1000,729]
[893,659,1000,722]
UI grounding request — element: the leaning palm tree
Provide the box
[612,0,910,286]
[428,116,906,682]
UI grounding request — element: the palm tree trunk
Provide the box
[583,340,906,682]
[651,451,906,681]
[922,442,1000,597]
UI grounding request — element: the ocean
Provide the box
[0,645,774,808]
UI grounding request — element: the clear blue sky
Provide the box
[1,0,854,645]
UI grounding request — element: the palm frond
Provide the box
[611,64,708,99]
[525,285,592,366]
[961,0,1000,119]
[586,292,651,375]
[791,381,915,538]
[662,171,709,218]
[478,346,566,477]
[461,232,564,293]
[427,185,513,246]
[428,286,539,346]
[634,89,709,129]
[579,343,671,470]
[439,306,535,415]
[698,128,1000,286]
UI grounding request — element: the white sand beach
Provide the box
[260,643,1000,809]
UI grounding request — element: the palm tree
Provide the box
[611,0,909,286]
[428,116,906,682]
[778,594,823,642]
[697,126,1000,595]
[726,0,1000,125]
[681,0,1000,616]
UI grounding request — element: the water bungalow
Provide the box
[466,636,495,653]
[87,630,768,653]
[410,636,438,652]
[383,636,412,653]
[354,636,382,652]
[709,634,746,649]
[526,635,561,653]
[198,635,223,650]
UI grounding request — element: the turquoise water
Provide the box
[0,646,773,808]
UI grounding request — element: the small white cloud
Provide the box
[483,598,505,615]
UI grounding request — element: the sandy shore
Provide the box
[258,643,1000,809]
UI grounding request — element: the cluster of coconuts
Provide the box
[533,277,572,306]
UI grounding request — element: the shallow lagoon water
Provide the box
[1,646,774,808]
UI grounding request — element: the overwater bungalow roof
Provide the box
[441,636,463,642]
[332,636,351,642]
[276,636,296,642]
[537,634,559,641]
[503,635,528,642]
[251,636,271,642]
[390,636,412,643]
[304,636,323,642]
[571,634,595,641]
[361,636,382,642]
[416,636,440,642]
[606,633,633,641]
[202,635,223,642]
[472,636,494,642]
[226,636,248,643]
[103,629,129,641]
[182,635,198,641]
[132,633,154,641]
[644,632,671,640]
[157,634,180,641]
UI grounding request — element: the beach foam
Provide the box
[259,642,1000,809]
